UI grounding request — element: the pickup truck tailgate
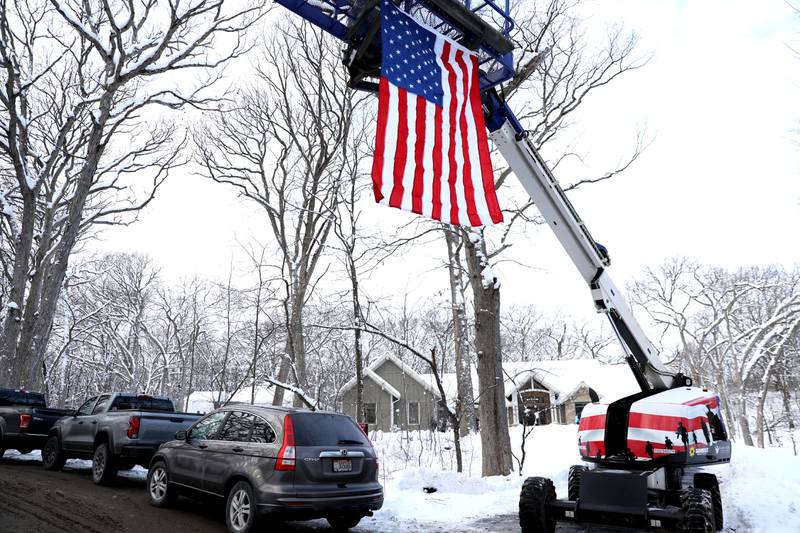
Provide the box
[27,408,72,435]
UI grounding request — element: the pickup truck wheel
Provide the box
[147,461,177,507]
[15,447,33,455]
[226,481,257,533]
[42,436,66,471]
[92,443,118,485]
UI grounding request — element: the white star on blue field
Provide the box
[381,0,445,105]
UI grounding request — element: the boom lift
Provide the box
[274,0,731,530]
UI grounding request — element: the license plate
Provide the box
[333,459,352,472]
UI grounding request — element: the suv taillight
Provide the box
[19,414,31,430]
[127,416,140,439]
[275,415,296,471]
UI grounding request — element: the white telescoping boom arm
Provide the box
[489,120,677,391]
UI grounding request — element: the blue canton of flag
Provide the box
[381,4,443,106]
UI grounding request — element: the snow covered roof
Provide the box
[365,368,403,398]
[186,384,295,414]
[228,385,285,406]
[427,359,640,407]
[186,390,229,414]
[340,352,438,397]
[505,359,640,404]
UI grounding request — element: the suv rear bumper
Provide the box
[258,489,384,517]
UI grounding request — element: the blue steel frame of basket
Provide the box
[274,0,516,91]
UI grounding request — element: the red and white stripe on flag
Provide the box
[371,36,503,226]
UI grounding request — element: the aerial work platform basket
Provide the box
[274,0,517,91]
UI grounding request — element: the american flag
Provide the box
[370,0,503,226]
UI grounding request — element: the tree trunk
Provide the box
[351,272,365,423]
[1,95,114,389]
[755,375,770,449]
[273,291,307,407]
[735,379,754,446]
[0,191,37,387]
[445,227,476,436]
[464,230,512,477]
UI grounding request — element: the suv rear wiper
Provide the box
[338,439,364,445]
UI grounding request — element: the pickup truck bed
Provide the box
[0,389,73,455]
[45,392,201,484]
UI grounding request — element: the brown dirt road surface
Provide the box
[0,455,618,533]
[0,456,338,533]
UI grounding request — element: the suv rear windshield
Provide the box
[290,413,366,446]
[110,395,174,412]
[0,389,46,408]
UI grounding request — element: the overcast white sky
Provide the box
[97,0,800,333]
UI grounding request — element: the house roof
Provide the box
[340,354,639,407]
[340,352,439,397]
[186,384,295,414]
[426,359,640,407]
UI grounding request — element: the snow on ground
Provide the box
[4,425,799,532]
[2,449,148,481]
[359,424,800,532]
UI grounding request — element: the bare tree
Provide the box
[454,0,649,476]
[443,225,476,436]
[329,103,376,422]
[0,0,264,388]
[631,259,800,447]
[196,21,369,406]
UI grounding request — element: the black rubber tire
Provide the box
[226,481,257,533]
[327,514,364,532]
[15,447,33,455]
[678,488,715,533]
[694,473,723,531]
[568,465,587,501]
[42,435,66,471]
[147,461,177,508]
[519,476,557,533]
[91,442,118,485]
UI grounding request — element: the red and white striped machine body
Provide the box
[578,387,728,462]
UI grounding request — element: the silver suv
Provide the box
[147,406,383,533]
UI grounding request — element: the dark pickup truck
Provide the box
[43,392,201,484]
[0,388,74,456]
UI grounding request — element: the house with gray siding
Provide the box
[340,353,442,432]
[340,355,639,431]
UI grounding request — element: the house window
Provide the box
[574,402,588,421]
[364,403,377,425]
[407,401,420,425]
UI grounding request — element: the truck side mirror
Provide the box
[175,429,188,441]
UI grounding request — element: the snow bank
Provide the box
[361,425,582,529]
[362,424,799,532]
[718,444,800,531]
